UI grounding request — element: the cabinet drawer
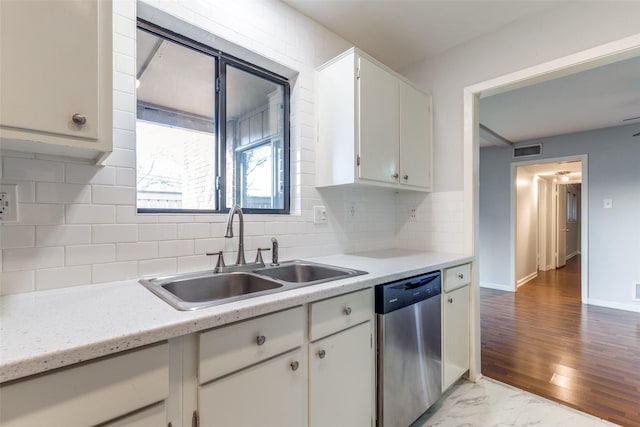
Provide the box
[0,342,169,427]
[309,288,373,341]
[444,263,471,292]
[199,306,304,384]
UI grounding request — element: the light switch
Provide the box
[603,199,612,209]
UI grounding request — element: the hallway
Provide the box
[481,257,640,426]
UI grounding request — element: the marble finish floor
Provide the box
[412,378,617,427]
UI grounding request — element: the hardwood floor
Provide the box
[481,257,640,426]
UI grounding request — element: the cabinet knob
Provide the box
[457,273,464,279]
[256,335,266,346]
[344,306,352,316]
[290,361,299,371]
[392,172,399,179]
[72,113,87,126]
[403,174,409,180]
[448,297,453,303]
[318,349,326,359]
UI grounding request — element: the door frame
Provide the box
[509,156,587,294]
[463,33,640,382]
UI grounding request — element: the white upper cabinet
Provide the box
[317,48,432,192]
[0,0,113,163]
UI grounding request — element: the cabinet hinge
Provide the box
[356,67,360,80]
[370,333,373,348]
[215,77,220,93]
[357,154,361,167]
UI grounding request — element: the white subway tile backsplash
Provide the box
[115,168,136,186]
[36,182,91,204]
[194,238,225,255]
[13,181,36,203]
[36,225,92,247]
[92,261,138,284]
[158,240,194,258]
[114,129,135,150]
[139,224,177,241]
[2,157,64,182]
[66,204,115,224]
[139,258,177,277]
[18,204,65,225]
[1,225,35,249]
[92,185,136,205]
[177,255,212,273]
[66,164,116,185]
[92,224,138,243]
[66,244,116,266]
[35,265,91,291]
[116,241,158,261]
[3,247,64,271]
[1,271,35,294]
[116,206,157,224]
[177,223,211,239]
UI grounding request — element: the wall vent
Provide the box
[513,144,542,158]
[633,282,640,301]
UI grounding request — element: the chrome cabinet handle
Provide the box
[457,273,464,279]
[318,349,326,359]
[344,306,352,315]
[403,174,409,180]
[256,335,266,346]
[72,113,86,125]
[392,172,399,179]
[448,297,453,303]
[290,361,299,371]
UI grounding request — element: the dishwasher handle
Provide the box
[403,274,438,290]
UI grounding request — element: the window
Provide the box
[135,21,290,214]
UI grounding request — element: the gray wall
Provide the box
[480,124,640,309]
[401,2,640,192]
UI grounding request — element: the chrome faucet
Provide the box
[225,205,246,265]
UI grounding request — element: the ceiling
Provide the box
[282,0,640,147]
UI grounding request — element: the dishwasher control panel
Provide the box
[375,271,441,314]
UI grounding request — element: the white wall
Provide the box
[0,0,443,295]
[515,167,538,286]
[480,124,640,310]
[401,1,640,192]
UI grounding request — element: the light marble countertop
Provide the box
[0,249,472,383]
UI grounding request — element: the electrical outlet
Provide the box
[409,208,417,222]
[0,184,18,222]
[347,202,356,218]
[603,199,612,209]
[313,205,328,224]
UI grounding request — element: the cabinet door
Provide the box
[0,0,99,140]
[400,81,432,190]
[309,322,373,427]
[443,285,470,391]
[101,402,166,427]
[199,348,306,427]
[357,56,399,184]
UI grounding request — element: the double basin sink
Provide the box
[140,260,368,310]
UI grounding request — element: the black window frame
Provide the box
[136,19,290,215]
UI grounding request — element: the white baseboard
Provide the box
[517,271,537,287]
[566,251,578,260]
[480,282,513,292]
[586,298,640,313]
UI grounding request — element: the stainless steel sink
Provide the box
[140,271,283,311]
[140,260,367,311]
[252,260,367,284]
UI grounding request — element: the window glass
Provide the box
[136,28,216,211]
[225,65,286,210]
[135,23,289,214]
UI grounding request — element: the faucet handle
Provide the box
[270,237,279,266]
[255,247,271,265]
[207,251,226,273]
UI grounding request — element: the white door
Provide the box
[556,184,568,268]
[0,1,100,140]
[357,56,399,184]
[399,81,431,189]
[309,322,373,427]
[199,349,306,427]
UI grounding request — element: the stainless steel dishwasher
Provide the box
[375,271,442,427]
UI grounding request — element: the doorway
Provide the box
[513,159,584,296]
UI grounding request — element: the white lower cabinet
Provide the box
[442,264,471,391]
[199,349,306,427]
[0,343,169,427]
[309,321,373,427]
